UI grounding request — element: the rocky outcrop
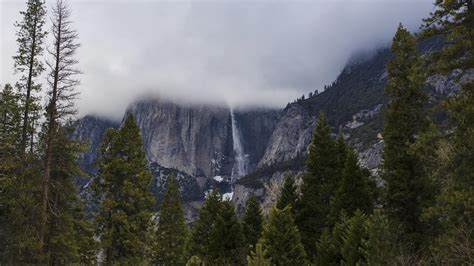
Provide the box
[127,99,279,178]
[257,104,315,168]
[128,99,234,177]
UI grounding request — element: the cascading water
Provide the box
[230,109,247,181]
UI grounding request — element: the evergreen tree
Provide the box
[259,206,307,265]
[39,0,82,254]
[362,210,398,265]
[40,124,96,264]
[276,174,298,212]
[187,187,221,261]
[0,84,42,263]
[331,149,373,218]
[153,175,188,265]
[13,0,47,155]
[335,133,348,171]
[421,2,474,263]
[208,200,245,264]
[243,194,263,253]
[94,113,155,264]
[381,24,431,248]
[340,210,368,265]
[297,112,340,257]
[247,243,271,266]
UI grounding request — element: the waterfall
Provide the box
[230,109,247,181]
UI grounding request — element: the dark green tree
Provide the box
[381,24,431,248]
[0,84,42,263]
[187,187,221,261]
[421,2,474,263]
[243,194,263,253]
[153,175,188,265]
[297,112,340,257]
[13,0,47,155]
[331,149,374,218]
[94,113,155,264]
[259,206,307,265]
[39,125,96,264]
[276,174,298,212]
[247,243,271,266]
[208,200,245,264]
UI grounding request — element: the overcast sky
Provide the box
[1,0,434,119]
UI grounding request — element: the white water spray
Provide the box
[230,109,248,182]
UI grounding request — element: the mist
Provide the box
[1,0,434,119]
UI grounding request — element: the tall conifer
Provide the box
[153,175,188,265]
[187,188,221,261]
[13,0,47,155]
[276,174,298,212]
[297,112,340,257]
[94,113,155,264]
[208,200,245,264]
[259,206,306,265]
[243,194,263,253]
[381,24,431,248]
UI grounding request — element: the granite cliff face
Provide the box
[126,99,278,178]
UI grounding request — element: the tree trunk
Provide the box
[20,9,38,156]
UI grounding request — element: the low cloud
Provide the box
[1,0,434,119]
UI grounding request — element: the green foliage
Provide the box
[13,0,47,154]
[153,175,188,265]
[340,210,368,265]
[420,3,474,264]
[40,125,96,264]
[331,149,374,219]
[247,243,272,266]
[186,255,202,266]
[276,174,298,212]
[243,194,263,253]
[259,206,307,265]
[315,210,369,265]
[297,112,341,257]
[381,24,432,247]
[187,188,221,261]
[93,113,155,264]
[362,210,398,265]
[208,200,245,265]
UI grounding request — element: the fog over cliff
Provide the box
[1,0,434,119]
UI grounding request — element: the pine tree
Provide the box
[243,194,263,253]
[335,133,348,171]
[259,206,307,265]
[276,174,298,212]
[297,112,340,257]
[40,124,96,264]
[247,243,271,266]
[39,0,82,255]
[362,210,398,265]
[421,2,474,263]
[153,175,188,265]
[208,200,245,264]
[381,24,431,248]
[13,0,47,155]
[331,149,373,218]
[94,113,155,264]
[0,84,42,263]
[187,187,221,261]
[340,210,368,265]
